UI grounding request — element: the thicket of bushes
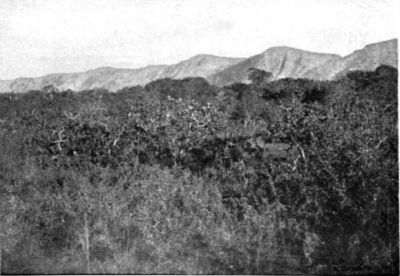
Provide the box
[0,66,398,274]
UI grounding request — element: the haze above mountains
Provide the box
[0,39,397,93]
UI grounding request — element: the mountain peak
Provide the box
[364,38,397,49]
[0,39,396,92]
[182,54,245,64]
[188,54,220,60]
[208,39,397,86]
[262,46,341,58]
[264,45,298,52]
[89,66,117,72]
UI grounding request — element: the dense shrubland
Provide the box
[0,66,398,274]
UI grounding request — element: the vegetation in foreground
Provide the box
[0,66,398,274]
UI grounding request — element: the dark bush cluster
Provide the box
[0,66,398,274]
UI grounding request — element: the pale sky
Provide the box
[0,0,398,79]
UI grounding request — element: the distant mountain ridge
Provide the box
[209,39,397,86]
[208,47,342,85]
[0,55,244,92]
[0,39,397,92]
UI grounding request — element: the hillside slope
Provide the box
[209,39,398,86]
[303,39,398,80]
[0,56,244,92]
[207,47,341,85]
[0,39,397,92]
[161,54,245,79]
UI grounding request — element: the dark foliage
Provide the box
[0,65,398,274]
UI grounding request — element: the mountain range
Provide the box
[0,39,397,93]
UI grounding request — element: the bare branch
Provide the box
[63,111,80,120]
[375,136,388,149]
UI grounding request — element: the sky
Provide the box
[0,0,398,79]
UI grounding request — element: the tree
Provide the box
[247,68,273,86]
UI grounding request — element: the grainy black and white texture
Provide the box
[0,0,398,274]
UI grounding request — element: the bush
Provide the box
[0,66,398,274]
